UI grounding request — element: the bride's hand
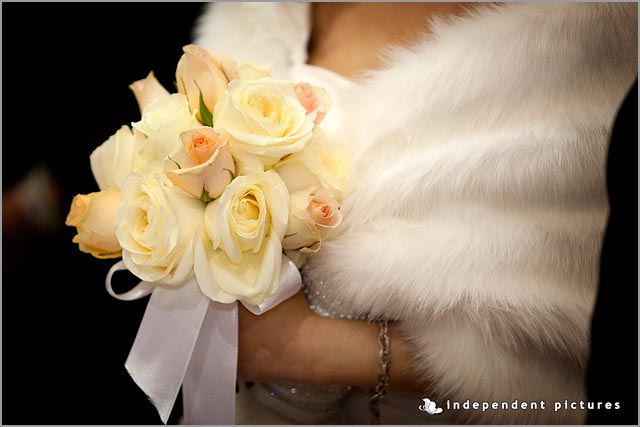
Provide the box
[237,290,324,383]
[237,290,420,391]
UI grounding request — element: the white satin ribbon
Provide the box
[106,261,154,301]
[106,256,302,424]
[242,256,302,314]
[182,301,238,425]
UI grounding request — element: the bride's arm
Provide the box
[237,290,420,392]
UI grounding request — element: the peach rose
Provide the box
[294,82,332,125]
[176,44,237,124]
[129,71,170,114]
[65,188,121,259]
[282,187,342,254]
[165,127,235,200]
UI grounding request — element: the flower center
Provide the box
[185,132,216,164]
[247,94,280,123]
[237,193,260,221]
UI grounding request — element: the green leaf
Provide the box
[224,168,236,180]
[200,190,215,203]
[292,241,320,251]
[305,241,321,250]
[194,80,214,127]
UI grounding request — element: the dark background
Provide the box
[3,3,205,424]
[586,80,638,425]
[2,2,637,426]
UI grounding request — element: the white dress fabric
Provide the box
[194,2,637,424]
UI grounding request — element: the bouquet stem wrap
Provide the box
[106,258,302,424]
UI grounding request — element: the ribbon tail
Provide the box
[119,255,300,424]
[124,279,210,424]
[183,301,238,425]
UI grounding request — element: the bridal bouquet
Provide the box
[65,45,347,424]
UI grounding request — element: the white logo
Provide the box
[419,398,443,414]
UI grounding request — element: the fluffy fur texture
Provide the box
[196,3,637,424]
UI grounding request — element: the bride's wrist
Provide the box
[305,318,423,393]
[237,293,421,392]
[303,316,381,387]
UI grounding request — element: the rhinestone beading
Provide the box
[256,381,352,413]
[302,269,369,321]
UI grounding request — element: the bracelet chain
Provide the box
[368,320,391,424]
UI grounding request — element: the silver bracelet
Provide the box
[368,320,391,424]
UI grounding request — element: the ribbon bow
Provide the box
[106,257,302,424]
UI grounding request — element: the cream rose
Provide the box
[129,71,171,113]
[282,187,342,254]
[176,44,237,124]
[194,171,289,305]
[238,62,271,81]
[165,127,235,200]
[65,188,122,259]
[294,82,332,125]
[116,174,204,285]
[213,78,314,167]
[132,93,198,173]
[90,125,146,190]
[275,130,349,201]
